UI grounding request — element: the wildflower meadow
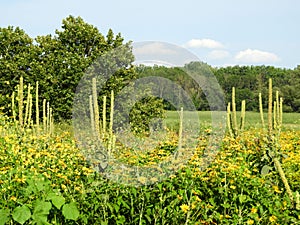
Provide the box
[0,75,300,225]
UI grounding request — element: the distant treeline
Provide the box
[1,15,299,121]
[136,62,300,112]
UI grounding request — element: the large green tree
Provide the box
[35,16,134,120]
[0,26,35,113]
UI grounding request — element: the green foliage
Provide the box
[129,96,165,135]
[62,202,80,221]
[12,206,31,224]
[1,113,300,224]
[137,63,300,113]
[0,16,136,121]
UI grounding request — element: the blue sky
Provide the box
[1,0,299,68]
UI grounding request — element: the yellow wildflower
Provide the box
[10,196,17,201]
[272,185,282,193]
[180,204,190,213]
[230,185,236,190]
[195,196,201,202]
[269,215,277,223]
[247,219,254,224]
[251,207,257,213]
[177,195,183,200]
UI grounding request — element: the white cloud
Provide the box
[184,38,224,49]
[133,42,176,55]
[207,50,230,60]
[132,41,199,67]
[235,49,280,63]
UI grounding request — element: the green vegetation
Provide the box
[165,111,300,131]
[136,63,300,113]
[1,16,300,224]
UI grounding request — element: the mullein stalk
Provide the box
[43,99,46,133]
[227,102,233,137]
[89,95,95,133]
[102,96,107,138]
[108,90,114,155]
[296,191,300,210]
[178,107,183,151]
[268,78,273,136]
[279,97,283,127]
[92,78,100,138]
[273,101,277,130]
[240,100,246,132]
[28,94,33,127]
[49,107,54,135]
[259,92,265,129]
[12,91,16,122]
[268,79,294,206]
[231,87,238,135]
[36,81,39,135]
[19,76,24,127]
[24,83,31,127]
[273,158,294,204]
[47,101,50,134]
[276,91,280,126]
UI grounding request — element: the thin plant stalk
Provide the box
[36,81,39,135]
[12,91,16,122]
[92,78,100,138]
[273,158,294,204]
[231,87,237,135]
[47,101,50,134]
[178,107,183,151]
[108,90,114,155]
[259,92,265,129]
[240,100,246,131]
[273,101,277,130]
[49,107,53,135]
[227,102,233,137]
[276,91,280,125]
[103,95,107,137]
[296,191,300,210]
[27,94,33,127]
[43,99,46,133]
[19,76,24,127]
[24,84,31,127]
[89,95,95,133]
[279,97,283,127]
[268,78,273,136]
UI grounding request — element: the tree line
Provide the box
[1,15,300,124]
[136,63,300,112]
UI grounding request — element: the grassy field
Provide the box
[165,111,300,131]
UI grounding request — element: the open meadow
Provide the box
[165,111,300,131]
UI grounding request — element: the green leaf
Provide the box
[12,205,31,225]
[239,195,247,203]
[47,193,65,209]
[32,201,52,225]
[261,165,272,175]
[62,202,80,221]
[0,209,10,225]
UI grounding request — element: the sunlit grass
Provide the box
[165,111,300,131]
